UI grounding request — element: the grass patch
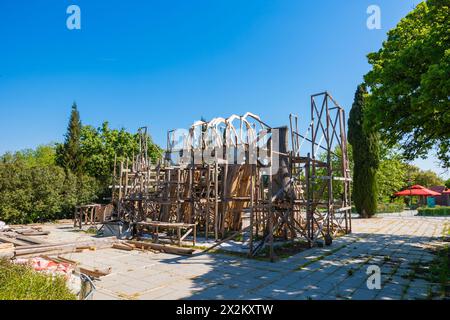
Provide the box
[0,259,76,300]
[297,244,348,270]
[198,240,310,262]
[83,227,99,235]
[401,226,450,299]
[407,249,449,299]
[257,241,310,261]
[428,246,449,298]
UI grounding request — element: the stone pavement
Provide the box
[49,215,448,300]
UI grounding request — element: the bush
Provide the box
[0,259,76,300]
[376,202,405,213]
[0,160,100,224]
[352,202,405,215]
[417,206,450,216]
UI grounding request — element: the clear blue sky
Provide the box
[0,0,447,178]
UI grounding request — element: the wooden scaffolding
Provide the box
[110,92,352,260]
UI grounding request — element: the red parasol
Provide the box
[394,185,441,197]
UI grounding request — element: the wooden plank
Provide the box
[0,243,14,250]
[15,238,117,256]
[78,267,111,279]
[0,235,29,246]
[201,226,249,253]
[16,235,48,245]
[18,231,50,236]
[179,228,193,242]
[112,243,134,251]
[127,240,194,255]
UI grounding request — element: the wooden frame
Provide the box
[109,92,352,261]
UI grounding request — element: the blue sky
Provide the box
[0,0,447,178]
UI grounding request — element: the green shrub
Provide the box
[0,259,76,300]
[0,160,100,224]
[376,202,405,213]
[352,202,405,215]
[417,206,450,216]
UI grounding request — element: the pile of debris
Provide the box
[0,220,196,260]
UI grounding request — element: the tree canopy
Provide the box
[56,103,85,176]
[364,0,450,168]
[406,164,444,187]
[80,122,163,183]
[0,104,163,224]
[0,147,99,224]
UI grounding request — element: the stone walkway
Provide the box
[49,215,448,300]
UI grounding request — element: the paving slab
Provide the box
[41,215,449,300]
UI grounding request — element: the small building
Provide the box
[430,186,450,206]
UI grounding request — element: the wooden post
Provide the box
[214,162,219,241]
[176,168,181,221]
[205,166,210,240]
[268,166,274,262]
[193,224,197,246]
[325,95,332,237]
[249,164,255,256]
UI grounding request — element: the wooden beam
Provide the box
[127,240,194,255]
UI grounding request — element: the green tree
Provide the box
[80,122,163,184]
[445,178,450,188]
[405,164,444,187]
[56,103,84,176]
[348,85,380,217]
[0,147,99,224]
[377,152,408,203]
[364,0,450,167]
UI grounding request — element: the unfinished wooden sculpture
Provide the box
[109,92,352,260]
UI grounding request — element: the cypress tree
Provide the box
[58,102,84,176]
[348,85,379,218]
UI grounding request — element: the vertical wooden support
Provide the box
[248,164,255,256]
[176,168,181,221]
[305,153,311,244]
[214,162,219,241]
[325,95,333,237]
[221,163,228,238]
[340,108,351,233]
[118,161,123,218]
[112,154,117,204]
[125,158,129,197]
[268,166,274,262]
[310,96,316,244]
[189,166,194,224]
[207,166,211,240]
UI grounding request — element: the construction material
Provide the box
[15,234,48,245]
[18,231,49,236]
[108,92,351,261]
[136,221,197,246]
[0,235,31,246]
[14,257,75,278]
[112,243,134,251]
[0,243,14,259]
[78,266,111,279]
[127,240,195,255]
[14,238,117,257]
[73,204,113,229]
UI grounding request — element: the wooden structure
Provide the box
[136,221,197,246]
[74,204,113,228]
[111,92,352,260]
